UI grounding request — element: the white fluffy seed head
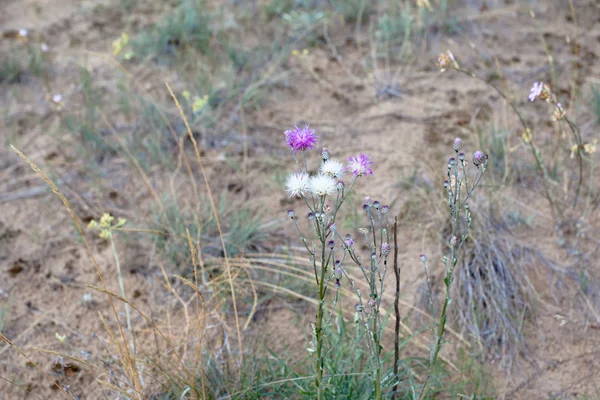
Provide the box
[319,159,344,179]
[285,171,310,198]
[309,174,337,197]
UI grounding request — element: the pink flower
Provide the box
[284,125,318,152]
[473,151,485,167]
[529,82,543,102]
[347,153,373,177]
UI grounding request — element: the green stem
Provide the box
[109,232,135,354]
[454,67,561,219]
[315,220,328,399]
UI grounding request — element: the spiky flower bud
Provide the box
[344,234,355,248]
[335,266,343,278]
[381,242,391,256]
[288,210,295,218]
[453,137,462,152]
[473,151,484,167]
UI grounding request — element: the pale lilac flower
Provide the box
[381,242,391,256]
[344,234,354,248]
[52,94,62,103]
[285,171,310,197]
[453,137,462,152]
[529,82,543,102]
[450,236,458,247]
[473,151,485,167]
[347,153,373,177]
[320,159,344,179]
[309,174,337,196]
[19,29,28,38]
[40,43,49,52]
[284,125,318,152]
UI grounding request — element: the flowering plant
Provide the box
[283,123,487,399]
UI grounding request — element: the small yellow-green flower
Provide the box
[584,139,598,155]
[522,128,532,144]
[55,332,66,343]
[112,32,130,56]
[192,95,209,113]
[88,213,127,239]
[569,144,578,159]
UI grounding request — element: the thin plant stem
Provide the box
[392,217,401,400]
[109,232,135,355]
[453,67,561,219]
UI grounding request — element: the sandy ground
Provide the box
[2,0,600,398]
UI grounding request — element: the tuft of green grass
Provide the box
[129,0,213,64]
[331,0,373,25]
[0,41,48,84]
[592,85,600,124]
[152,195,270,272]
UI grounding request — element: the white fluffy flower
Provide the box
[285,171,310,198]
[319,159,344,179]
[309,174,337,196]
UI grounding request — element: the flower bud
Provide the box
[453,137,462,152]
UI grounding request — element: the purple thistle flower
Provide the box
[284,125,318,152]
[529,82,543,102]
[381,205,389,214]
[347,153,374,177]
[473,151,485,167]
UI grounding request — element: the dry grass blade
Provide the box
[0,333,73,399]
[31,348,140,393]
[165,82,243,371]
[0,375,45,400]
[85,284,196,386]
[8,144,142,396]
